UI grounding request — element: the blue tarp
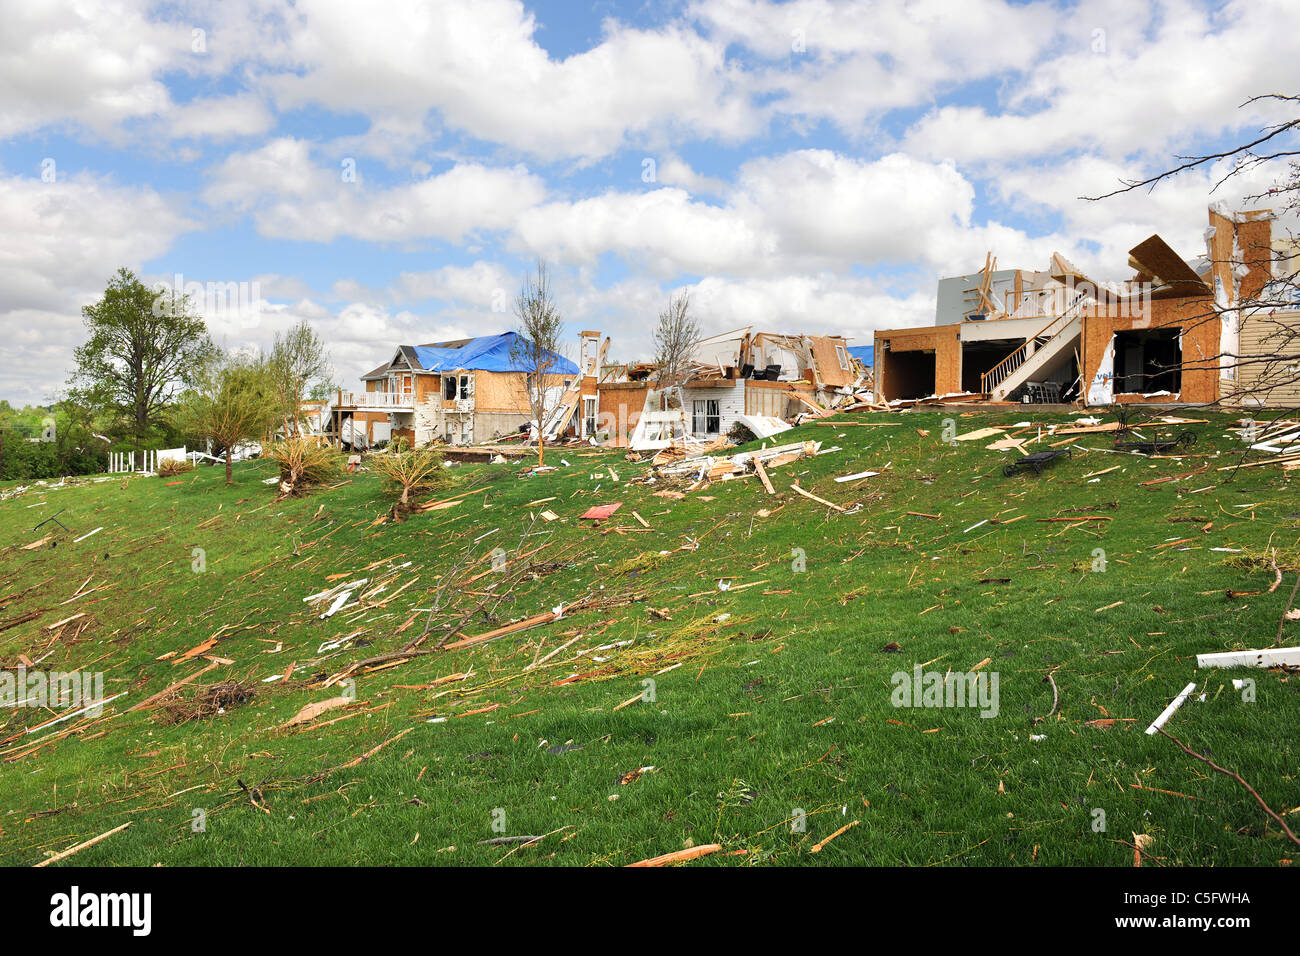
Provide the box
[411,332,579,375]
[847,345,874,367]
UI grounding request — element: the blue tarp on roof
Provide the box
[410,332,579,375]
[847,345,874,367]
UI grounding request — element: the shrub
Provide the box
[157,458,193,478]
[369,439,450,511]
[268,438,341,495]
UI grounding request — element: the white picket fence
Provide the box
[108,447,186,474]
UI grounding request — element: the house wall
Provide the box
[1081,296,1219,404]
[744,380,797,418]
[873,325,962,401]
[808,335,854,388]
[597,383,649,448]
[1224,311,1300,407]
[682,380,745,437]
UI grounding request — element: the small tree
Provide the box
[510,260,567,465]
[68,268,216,447]
[171,353,276,485]
[369,438,449,516]
[653,290,700,393]
[267,320,330,438]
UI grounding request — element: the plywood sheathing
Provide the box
[873,324,962,402]
[597,382,650,448]
[1128,235,1212,299]
[1080,296,1220,404]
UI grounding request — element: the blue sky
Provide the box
[1,0,1296,405]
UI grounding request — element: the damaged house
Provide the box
[333,332,586,448]
[598,329,870,450]
[873,207,1281,408]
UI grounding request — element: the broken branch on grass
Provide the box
[1156,728,1300,849]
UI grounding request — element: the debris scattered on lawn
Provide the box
[1145,681,1198,735]
[626,844,723,867]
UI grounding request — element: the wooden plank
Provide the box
[34,821,131,867]
[790,483,846,512]
[127,662,219,712]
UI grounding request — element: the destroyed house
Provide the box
[333,332,583,448]
[873,207,1281,408]
[597,329,871,450]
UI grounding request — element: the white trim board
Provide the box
[1195,647,1300,669]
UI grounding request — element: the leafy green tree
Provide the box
[68,268,216,447]
[171,353,277,484]
[267,320,330,438]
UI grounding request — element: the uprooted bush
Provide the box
[157,458,193,478]
[268,438,341,495]
[156,682,254,724]
[368,438,452,516]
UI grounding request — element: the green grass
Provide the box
[2,409,1297,866]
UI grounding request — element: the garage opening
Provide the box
[1114,328,1182,395]
[880,347,936,401]
[961,340,1020,394]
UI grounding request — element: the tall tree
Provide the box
[68,268,215,447]
[171,353,276,485]
[652,290,700,392]
[267,320,330,438]
[510,261,567,465]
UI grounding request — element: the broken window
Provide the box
[459,374,470,400]
[836,345,849,370]
[443,376,456,400]
[1114,328,1182,394]
[583,397,597,436]
[693,399,720,435]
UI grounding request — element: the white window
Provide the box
[836,345,850,370]
[583,397,598,436]
[459,374,470,400]
[693,399,720,435]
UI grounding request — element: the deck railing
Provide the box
[337,391,415,408]
[979,293,1089,396]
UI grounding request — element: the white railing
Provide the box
[980,292,1090,396]
[338,391,415,408]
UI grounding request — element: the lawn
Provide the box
[1,408,1297,866]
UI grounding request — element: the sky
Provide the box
[1,0,1297,406]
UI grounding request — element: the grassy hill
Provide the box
[2,409,1297,866]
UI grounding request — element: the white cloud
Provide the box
[165,93,275,140]
[0,171,196,405]
[904,0,1300,166]
[0,1,184,139]
[691,0,1062,133]
[259,0,758,162]
[513,149,982,276]
[203,138,547,242]
[513,187,770,277]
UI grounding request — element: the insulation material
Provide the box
[1214,276,1240,381]
[762,346,801,380]
[1086,335,1116,405]
[691,327,750,370]
[735,414,792,439]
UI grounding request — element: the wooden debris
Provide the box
[34,821,131,867]
[626,844,723,867]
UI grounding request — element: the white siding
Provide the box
[683,381,745,437]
